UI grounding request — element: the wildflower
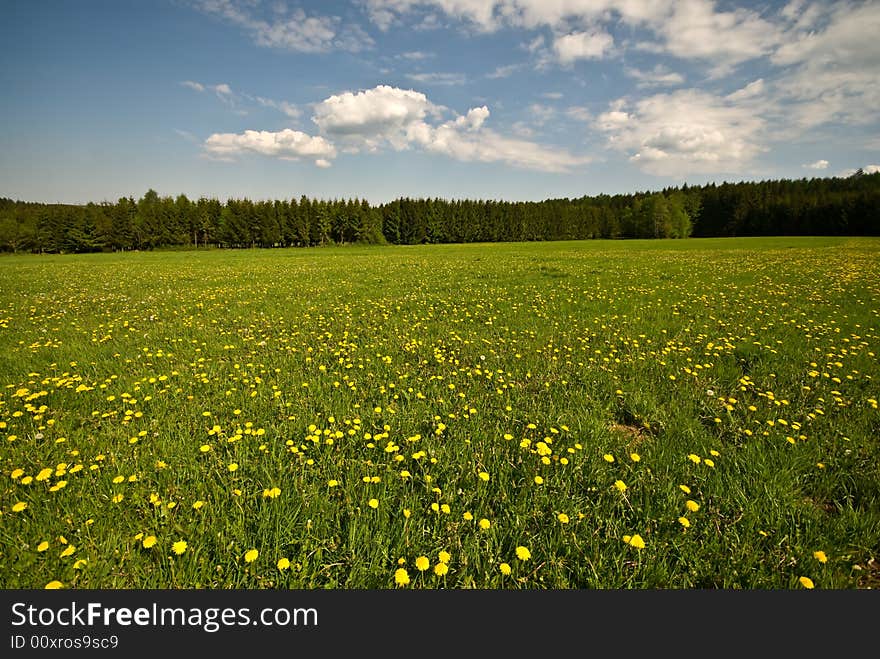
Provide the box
[415,556,430,571]
[799,576,815,589]
[813,551,828,564]
[499,563,512,576]
[328,479,339,487]
[142,535,157,549]
[678,517,691,528]
[277,558,290,570]
[438,550,451,564]
[463,511,473,521]
[630,453,640,462]
[603,454,615,463]
[623,534,646,549]
[44,581,63,590]
[515,546,531,561]
[614,480,627,493]
[11,501,27,513]
[171,540,187,555]
[368,498,379,509]
[394,568,410,586]
[434,562,449,576]
[686,500,700,512]
[534,476,544,485]
[244,549,259,563]
[679,484,691,494]
[557,513,570,524]
[478,471,489,482]
[478,518,491,530]
[60,545,75,558]
[37,541,49,552]
[688,454,701,464]
[228,463,238,472]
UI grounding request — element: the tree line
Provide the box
[0,170,877,253]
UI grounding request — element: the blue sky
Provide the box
[1,0,878,204]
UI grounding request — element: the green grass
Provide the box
[1,236,879,589]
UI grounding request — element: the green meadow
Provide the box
[1,236,878,589]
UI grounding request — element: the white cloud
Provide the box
[195,0,373,53]
[405,72,468,85]
[595,89,766,176]
[181,80,206,92]
[253,96,301,119]
[625,65,685,88]
[726,78,765,102]
[553,30,614,64]
[486,63,523,79]
[214,83,232,96]
[365,1,788,70]
[311,84,588,172]
[203,128,337,166]
[837,164,880,177]
[803,159,829,170]
[541,92,564,100]
[769,2,880,131]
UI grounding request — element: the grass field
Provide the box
[1,236,878,589]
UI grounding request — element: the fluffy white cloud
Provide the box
[204,129,337,166]
[552,30,614,64]
[312,84,588,172]
[803,159,829,170]
[312,85,439,150]
[195,0,373,53]
[595,89,766,176]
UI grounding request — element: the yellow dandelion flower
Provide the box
[394,568,410,586]
[463,511,473,521]
[199,444,212,453]
[228,463,239,472]
[686,500,700,512]
[36,468,53,481]
[630,453,640,462]
[44,580,63,590]
[192,500,205,510]
[73,559,88,569]
[679,484,691,494]
[244,549,259,563]
[624,534,646,549]
[499,563,512,576]
[478,471,490,482]
[11,501,27,513]
[515,546,531,561]
[415,556,430,571]
[534,476,544,485]
[171,540,187,555]
[37,541,49,552]
[368,498,379,509]
[704,459,715,468]
[328,479,339,487]
[434,562,449,576]
[603,454,615,463]
[798,576,815,589]
[478,518,491,530]
[277,557,290,570]
[60,545,75,558]
[688,453,701,464]
[11,468,24,480]
[678,517,691,528]
[111,494,124,503]
[142,535,157,549]
[112,475,125,484]
[614,480,627,493]
[558,513,570,524]
[438,550,451,564]
[813,551,828,564]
